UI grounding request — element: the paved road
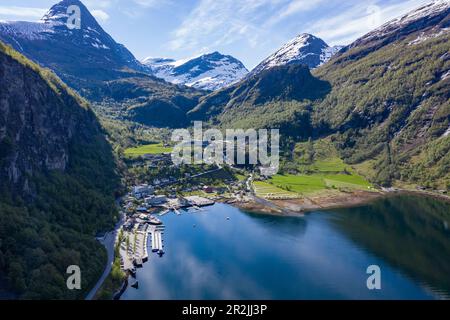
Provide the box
[85,212,125,300]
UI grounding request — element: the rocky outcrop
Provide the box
[0,42,104,194]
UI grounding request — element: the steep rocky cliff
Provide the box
[0,42,102,192]
[0,41,119,299]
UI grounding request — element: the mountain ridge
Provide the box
[188,63,331,134]
[335,0,450,63]
[247,33,343,78]
[142,51,249,91]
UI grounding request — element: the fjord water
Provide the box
[122,195,450,300]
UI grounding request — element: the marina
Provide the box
[118,184,219,275]
[115,183,224,293]
[119,221,165,275]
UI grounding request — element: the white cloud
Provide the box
[169,0,286,51]
[267,0,326,26]
[0,6,46,20]
[91,9,110,22]
[83,0,113,9]
[117,0,172,20]
[132,0,172,8]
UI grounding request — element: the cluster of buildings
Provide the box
[126,183,218,216]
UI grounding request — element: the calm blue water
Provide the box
[121,195,450,300]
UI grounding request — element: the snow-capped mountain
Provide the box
[142,52,249,91]
[346,0,450,53]
[248,33,343,77]
[0,0,145,93]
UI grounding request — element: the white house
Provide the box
[133,184,154,199]
[145,195,168,206]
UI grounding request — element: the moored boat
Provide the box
[148,215,163,225]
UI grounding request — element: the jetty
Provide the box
[185,196,215,207]
[159,209,169,216]
[150,229,164,252]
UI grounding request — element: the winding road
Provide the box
[85,212,125,300]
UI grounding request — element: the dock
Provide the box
[152,231,163,252]
[150,226,164,252]
[119,223,153,272]
[184,196,215,207]
[159,209,169,216]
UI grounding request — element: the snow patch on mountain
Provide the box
[358,0,450,43]
[248,33,342,78]
[409,27,450,45]
[143,52,248,91]
[1,6,115,51]
[441,70,450,81]
[0,0,146,87]
[442,124,450,137]
[261,34,318,69]
[381,0,449,31]
[0,21,57,40]
[320,45,344,64]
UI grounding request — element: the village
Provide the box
[115,166,252,288]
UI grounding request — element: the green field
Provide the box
[270,174,327,193]
[324,174,372,187]
[124,143,173,156]
[261,138,375,198]
[253,180,299,198]
[308,158,348,172]
[254,173,374,198]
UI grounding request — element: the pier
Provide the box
[150,227,164,252]
[185,196,215,207]
[119,222,165,274]
[159,209,170,216]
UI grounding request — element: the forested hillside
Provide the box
[313,31,449,187]
[0,41,120,299]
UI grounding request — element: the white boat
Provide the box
[148,215,163,225]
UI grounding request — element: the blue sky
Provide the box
[0,0,434,68]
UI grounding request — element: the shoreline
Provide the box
[231,189,450,217]
[392,189,450,203]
